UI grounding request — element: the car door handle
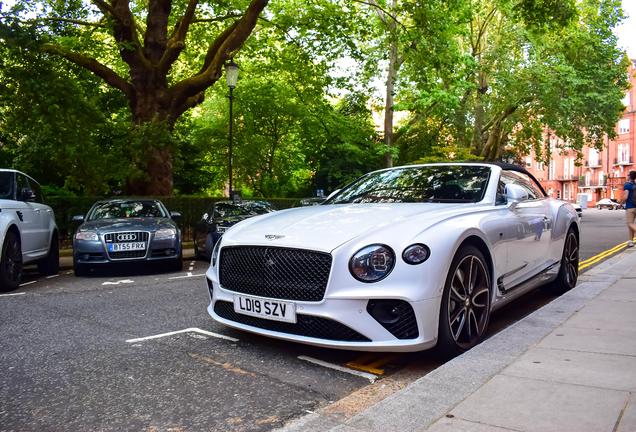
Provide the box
[35,208,41,212]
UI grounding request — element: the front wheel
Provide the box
[541,228,579,296]
[597,205,601,210]
[0,231,23,292]
[436,245,492,358]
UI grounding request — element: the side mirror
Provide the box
[72,215,85,223]
[326,189,341,200]
[504,184,528,211]
[20,188,35,202]
[170,211,181,219]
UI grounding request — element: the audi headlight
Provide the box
[402,244,430,265]
[212,238,222,267]
[155,228,177,239]
[349,244,395,282]
[76,231,98,241]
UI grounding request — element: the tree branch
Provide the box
[14,17,104,28]
[43,44,134,99]
[158,0,200,73]
[481,96,533,134]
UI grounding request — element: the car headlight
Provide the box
[402,244,430,265]
[349,244,395,282]
[155,228,177,239]
[76,231,98,241]
[212,238,222,267]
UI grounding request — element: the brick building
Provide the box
[523,59,636,206]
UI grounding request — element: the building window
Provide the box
[599,170,604,186]
[622,92,631,108]
[585,172,590,186]
[563,183,569,200]
[589,148,600,166]
[564,158,569,179]
[549,160,555,180]
[526,157,532,169]
[619,119,630,134]
[537,161,544,171]
[557,190,562,199]
[618,143,630,164]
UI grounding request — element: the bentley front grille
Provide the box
[219,246,332,302]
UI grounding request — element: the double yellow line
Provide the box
[579,241,631,271]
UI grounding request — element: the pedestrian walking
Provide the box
[619,170,636,247]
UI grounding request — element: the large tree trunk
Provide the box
[383,36,399,168]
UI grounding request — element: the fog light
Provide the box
[82,254,90,260]
[165,249,175,256]
[369,301,401,324]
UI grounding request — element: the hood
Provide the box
[78,217,177,233]
[222,203,472,252]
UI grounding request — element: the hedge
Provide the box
[47,196,303,248]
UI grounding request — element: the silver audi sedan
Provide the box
[72,199,182,276]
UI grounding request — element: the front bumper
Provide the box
[206,277,442,352]
[74,236,181,265]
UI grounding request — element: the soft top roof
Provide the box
[483,162,547,196]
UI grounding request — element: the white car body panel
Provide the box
[205,163,579,352]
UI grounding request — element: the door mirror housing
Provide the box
[72,215,85,223]
[504,184,528,211]
[19,188,35,202]
[170,211,181,219]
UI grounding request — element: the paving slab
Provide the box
[449,375,628,432]
[617,395,636,432]
[427,417,514,431]
[596,280,636,301]
[501,347,636,391]
[538,327,636,356]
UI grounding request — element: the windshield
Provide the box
[87,201,167,220]
[0,172,14,200]
[329,165,491,204]
[214,201,277,218]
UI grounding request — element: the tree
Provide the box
[1,0,268,195]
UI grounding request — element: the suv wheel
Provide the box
[0,231,23,291]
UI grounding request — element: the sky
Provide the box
[616,0,636,58]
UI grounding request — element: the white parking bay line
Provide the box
[102,280,134,286]
[126,327,239,343]
[298,356,378,383]
[19,281,36,287]
[46,274,60,279]
[188,266,194,271]
[0,292,26,297]
[168,273,205,280]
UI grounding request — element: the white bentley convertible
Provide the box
[205,163,579,356]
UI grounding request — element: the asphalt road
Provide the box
[0,208,631,431]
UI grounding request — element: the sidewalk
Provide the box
[279,248,636,432]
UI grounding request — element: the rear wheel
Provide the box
[0,232,23,291]
[597,205,601,210]
[194,238,202,261]
[38,234,59,276]
[436,245,491,358]
[541,228,578,296]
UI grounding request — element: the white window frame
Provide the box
[618,119,630,134]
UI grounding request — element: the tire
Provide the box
[0,231,23,292]
[73,256,91,277]
[541,228,579,296]
[169,252,183,272]
[38,234,59,276]
[194,238,202,261]
[597,205,601,210]
[435,245,492,358]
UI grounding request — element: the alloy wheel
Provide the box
[3,236,22,285]
[563,231,579,288]
[447,254,490,350]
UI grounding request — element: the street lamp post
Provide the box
[225,58,239,197]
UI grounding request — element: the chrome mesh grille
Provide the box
[219,246,332,302]
[105,231,149,260]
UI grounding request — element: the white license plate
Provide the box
[109,242,146,252]
[233,294,296,323]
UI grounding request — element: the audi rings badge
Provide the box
[117,233,137,242]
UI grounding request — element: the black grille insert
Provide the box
[367,299,419,340]
[214,300,370,342]
[219,246,332,302]
[105,231,150,260]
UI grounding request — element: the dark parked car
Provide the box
[72,199,182,276]
[193,200,277,261]
[300,197,327,206]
